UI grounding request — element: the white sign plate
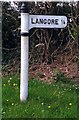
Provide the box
[29,15,67,30]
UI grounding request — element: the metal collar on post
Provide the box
[21,2,29,36]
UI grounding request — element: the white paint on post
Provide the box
[21,13,29,33]
[20,12,29,102]
[20,36,29,101]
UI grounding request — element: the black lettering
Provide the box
[44,19,47,24]
[55,19,58,25]
[36,18,39,24]
[31,18,35,24]
[51,19,54,24]
[39,19,44,24]
[48,19,51,24]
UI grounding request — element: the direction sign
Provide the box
[29,15,67,30]
[20,3,68,102]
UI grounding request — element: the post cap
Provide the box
[21,2,29,13]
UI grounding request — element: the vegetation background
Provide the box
[2,2,79,82]
[2,1,79,119]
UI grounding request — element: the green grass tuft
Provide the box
[2,74,79,118]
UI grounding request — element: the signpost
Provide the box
[29,15,67,29]
[20,3,29,102]
[20,2,67,102]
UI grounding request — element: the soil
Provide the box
[29,61,79,84]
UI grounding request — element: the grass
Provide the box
[2,74,79,119]
[0,75,2,120]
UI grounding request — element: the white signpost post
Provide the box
[20,2,67,102]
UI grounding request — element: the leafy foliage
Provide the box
[29,2,79,64]
[2,2,20,64]
[2,2,79,80]
[2,2,19,49]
